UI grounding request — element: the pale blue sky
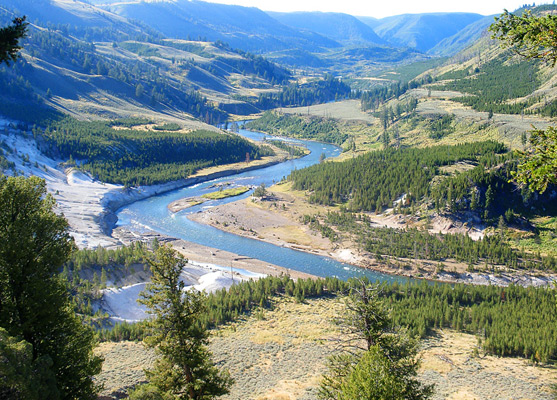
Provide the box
[204,0,553,18]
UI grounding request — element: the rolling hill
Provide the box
[0,1,294,125]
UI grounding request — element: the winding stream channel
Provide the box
[116,126,409,284]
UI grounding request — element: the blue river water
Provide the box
[116,127,409,284]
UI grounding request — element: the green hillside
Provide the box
[0,3,294,125]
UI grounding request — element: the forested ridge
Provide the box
[254,74,353,109]
[431,156,557,219]
[0,8,294,124]
[305,210,556,271]
[0,28,229,124]
[359,78,425,113]
[289,139,556,271]
[38,118,274,186]
[433,54,545,115]
[288,141,506,211]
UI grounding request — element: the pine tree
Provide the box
[135,245,232,400]
[0,175,102,399]
[0,17,28,65]
[319,280,433,400]
[484,185,494,220]
[337,343,432,400]
[470,187,479,211]
[0,327,58,399]
[490,9,557,192]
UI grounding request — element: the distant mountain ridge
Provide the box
[359,12,485,53]
[428,15,495,56]
[268,11,386,46]
[0,0,520,127]
[85,0,491,59]
[100,0,340,53]
[0,0,294,124]
[0,0,137,31]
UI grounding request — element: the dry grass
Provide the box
[94,341,156,397]
[96,297,556,400]
[410,89,554,150]
[439,161,477,175]
[420,330,556,400]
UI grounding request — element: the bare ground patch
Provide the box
[278,100,376,124]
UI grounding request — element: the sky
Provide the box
[201,0,554,18]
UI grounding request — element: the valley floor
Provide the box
[96,297,556,400]
[5,115,555,288]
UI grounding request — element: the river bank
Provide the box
[113,227,316,281]
[2,126,290,249]
[98,158,284,241]
[188,187,557,288]
[3,126,312,284]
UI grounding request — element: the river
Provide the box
[116,126,409,284]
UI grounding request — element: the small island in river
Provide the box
[168,186,251,213]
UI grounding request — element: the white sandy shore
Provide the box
[2,127,280,249]
[2,127,120,248]
[101,261,266,322]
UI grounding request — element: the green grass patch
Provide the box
[202,186,250,200]
[153,123,182,131]
[510,217,557,257]
[119,42,160,57]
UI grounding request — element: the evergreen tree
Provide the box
[470,187,479,211]
[484,185,494,219]
[512,126,557,193]
[136,245,232,400]
[490,9,557,192]
[489,9,557,65]
[0,17,28,65]
[337,344,431,400]
[0,327,58,400]
[253,183,267,198]
[319,280,433,400]
[0,175,102,399]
